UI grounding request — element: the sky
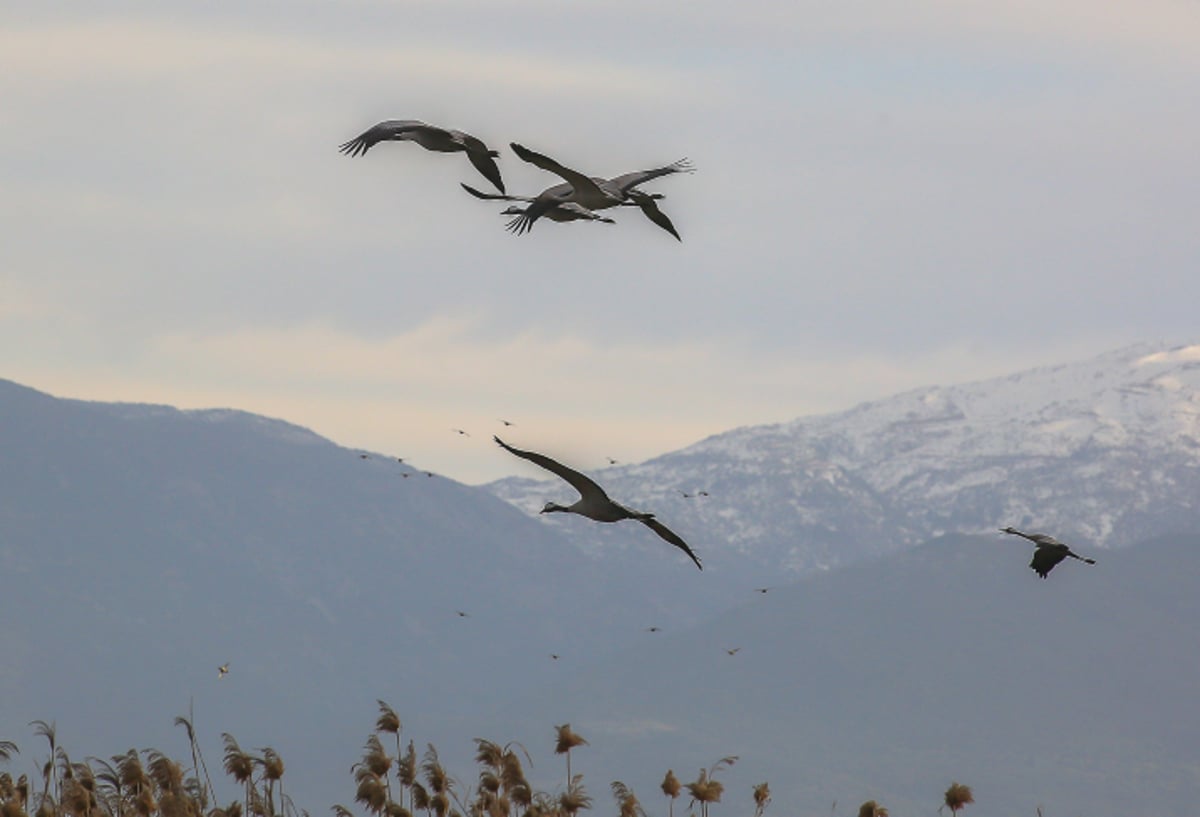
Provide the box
[2,0,1198,483]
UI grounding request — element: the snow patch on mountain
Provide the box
[487,342,1200,574]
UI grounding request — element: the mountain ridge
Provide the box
[488,340,1200,574]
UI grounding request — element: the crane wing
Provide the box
[510,143,608,199]
[608,159,694,193]
[639,517,702,570]
[338,120,431,157]
[1029,546,1068,578]
[628,191,682,241]
[494,436,611,503]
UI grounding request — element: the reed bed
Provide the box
[0,705,975,817]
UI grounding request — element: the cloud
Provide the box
[2,1,1198,487]
[0,19,696,104]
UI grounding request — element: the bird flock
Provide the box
[334,114,1097,661]
[340,119,694,240]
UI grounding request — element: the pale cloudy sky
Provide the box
[2,0,1197,482]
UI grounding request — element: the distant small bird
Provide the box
[339,120,506,193]
[725,648,741,656]
[456,611,470,618]
[678,490,710,499]
[499,419,515,427]
[999,526,1097,578]
[218,663,230,679]
[451,429,470,437]
[494,436,702,569]
[425,472,434,478]
[359,453,370,459]
[396,457,404,463]
[550,654,560,661]
[754,587,770,594]
[401,472,411,478]
[606,457,619,465]
[644,626,662,633]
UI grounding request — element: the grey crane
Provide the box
[504,143,692,238]
[502,202,616,225]
[462,182,623,226]
[339,119,505,193]
[999,526,1096,578]
[494,435,702,570]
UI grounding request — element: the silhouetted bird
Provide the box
[218,663,230,679]
[999,526,1096,578]
[461,183,619,226]
[493,435,702,569]
[339,120,505,193]
[645,626,662,633]
[725,648,741,656]
[504,143,692,238]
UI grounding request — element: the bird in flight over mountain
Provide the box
[493,435,702,569]
[339,120,506,193]
[218,663,230,679]
[999,527,1097,578]
[725,648,741,656]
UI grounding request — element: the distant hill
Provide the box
[0,378,703,806]
[464,532,1200,817]
[489,341,1200,576]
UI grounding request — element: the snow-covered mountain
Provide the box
[487,342,1200,574]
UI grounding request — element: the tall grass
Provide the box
[0,708,978,817]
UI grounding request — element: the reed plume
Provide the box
[942,783,973,815]
[29,722,57,805]
[257,748,285,817]
[221,735,255,817]
[410,783,429,815]
[551,728,586,788]
[557,776,589,817]
[751,783,770,817]
[609,782,643,817]
[659,770,680,817]
[685,758,734,817]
